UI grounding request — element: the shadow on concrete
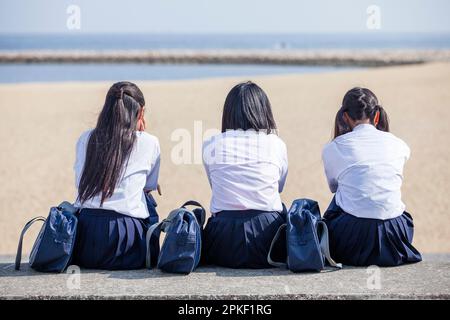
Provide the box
[2,253,446,280]
[0,263,54,278]
[1,262,345,280]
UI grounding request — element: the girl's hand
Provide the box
[156,184,162,196]
[145,184,162,196]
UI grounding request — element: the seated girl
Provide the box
[202,81,288,269]
[322,87,422,266]
[73,81,160,270]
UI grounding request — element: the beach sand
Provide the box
[0,62,449,255]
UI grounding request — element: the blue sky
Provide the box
[1,0,450,34]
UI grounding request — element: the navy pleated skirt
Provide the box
[203,210,286,269]
[73,194,159,270]
[324,198,422,267]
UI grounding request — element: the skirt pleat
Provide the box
[324,198,422,267]
[73,209,153,270]
[203,210,286,269]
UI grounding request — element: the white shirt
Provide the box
[203,130,288,214]
[74,130,160,219]
[322,124,410,220]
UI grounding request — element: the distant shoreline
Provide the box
[1,49,450,67]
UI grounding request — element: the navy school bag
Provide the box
[15,201,78,273]
[267,198,342,272]
[146,200,206,274]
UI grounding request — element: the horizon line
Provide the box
[2,31,450,36]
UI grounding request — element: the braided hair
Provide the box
[334,87,389,138]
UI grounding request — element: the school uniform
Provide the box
[202,130,288,268]
[72,130,160,270]
[322,124,422,266]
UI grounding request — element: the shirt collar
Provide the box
[221,129,272,137]
[353,123,376,132]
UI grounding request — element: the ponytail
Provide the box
[334,107,351,139]
[374,105,390,132]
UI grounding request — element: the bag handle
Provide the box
[317,221,342,269]
[57,201,78,215]
[15,216,47,271]
[267,223,287,268]
[181,200,206,227]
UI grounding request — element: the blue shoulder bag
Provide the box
[145,200,205,274]
[267,198,342,272]
[15,201,78,273]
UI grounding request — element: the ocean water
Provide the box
[2,33,450,51]
[0,33,449,83]
[0,63,355,83]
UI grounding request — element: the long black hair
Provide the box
[334,87,389,139]
[78,81,145,205]
[221,81,277,134]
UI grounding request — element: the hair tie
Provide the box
[373,105,383,114]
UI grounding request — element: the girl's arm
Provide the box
[278,143,288,193]
[322,144,338,193]
[74,131,89,189]
[144,141,161,192]
[202,139,213,188]
[324,166,338,193]
[203,160,212,188]
[145,154,160,191]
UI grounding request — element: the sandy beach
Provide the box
[0,62,449,255]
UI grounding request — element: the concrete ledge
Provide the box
[0,255,449,300]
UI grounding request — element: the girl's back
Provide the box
[203,129,287,213]
[323,124,409,219]
[75,129,160,219]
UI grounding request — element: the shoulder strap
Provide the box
[181,200,206,227]
[181,200,203,207]
[267,223,287,268]
[317,221,342,269]
[15,216,46,271]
